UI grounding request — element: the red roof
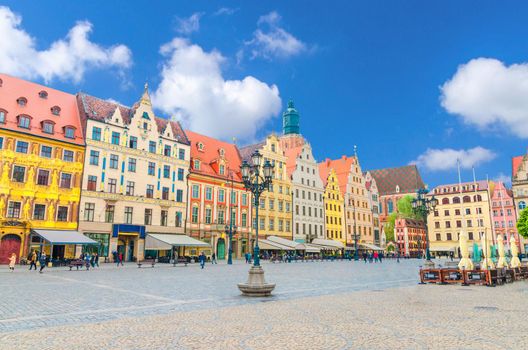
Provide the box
[284,146,303,178]
[186,130,243,181]
[0,73,83,145]
[512,155,524,179]
[318,156,356,197]
[369,165,425,196]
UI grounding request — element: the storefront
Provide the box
[144,233,210,260]
[110,224,146,262]
[29,229,98,262]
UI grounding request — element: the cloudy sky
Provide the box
[1,1,526,187]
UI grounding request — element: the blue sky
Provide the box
[1,1,528,188]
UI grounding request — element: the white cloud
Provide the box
[411,147,496,172]
[0,6,132,83]
[493,172,511,186]
[213,7,238,16]
[175,12,203,35]
[244,11,307,60]
[441,57,528,138]
[152,38,282,142]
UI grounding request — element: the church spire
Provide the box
[282,99,300,135]
[140,82,151,106]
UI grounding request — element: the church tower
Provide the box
[282,99,300,135]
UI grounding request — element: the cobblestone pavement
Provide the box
[2,259,524,349]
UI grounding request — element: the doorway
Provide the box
[0,235,21,264]
[217,238,225,260]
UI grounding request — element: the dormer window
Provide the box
[39,91,48,99]
[64,126,75,139]
[0,109,6,124]
[17,97,27,107]
[0,78,3,87]
[271,144,276,152]
[219,164,225,175]
[42,121,54,134]
[51,106,61,116]
[18,115,31,129]
[142,112,150,120]
[194,159,201,170]
[198,142,204,151]
[219,148,225,157]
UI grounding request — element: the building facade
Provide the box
[427,181,493,257]
[77,87,190,262]
[490,181,521,252]
[318,167,345,245]
[185,131,251,259]
[240,135,292,240]
[364,171,382,246]
[395,218,426,258]
[0,74,84,263]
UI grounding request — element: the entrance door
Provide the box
[217,238,225,260]
[127,239,135,261]
[0,235,21,264]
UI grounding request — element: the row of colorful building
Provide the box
[0,73,526,264]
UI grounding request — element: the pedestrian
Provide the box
[374,251,379,263]
[39,252,47,273]
[245,252,249,264]
[211,252,217,264]
[29,250,38,271]
[8,252,16,271]
[449,251,454,262]
[84,253,91,270]
[90,253,95,268]
[379,252,383,263]
[362,251,367,263]
[118,252,124,266]
[199,252,206,269]
[94,252,99,268]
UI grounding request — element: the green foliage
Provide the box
[517,208,528,239]
[384,212,398,242]
[384,195,418,243]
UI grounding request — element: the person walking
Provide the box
[211,252,217,264]
[245,252,249,264]
[39,252,47,273]
[29,250,37,271]
[199,252,206,269]
[118,252,124,266]
[379,251,383,263]
[94,252,99,268]
[362,251,368,263]
[373,251,379,263]
[8,252,16,271]
[90,253,95,268]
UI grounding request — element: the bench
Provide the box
[68,259,88,271]
[137,258,156,268]
[172,258,188,267]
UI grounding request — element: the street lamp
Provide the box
[225,169,236,265]
[412,188,438,267]
[237,150,275,296]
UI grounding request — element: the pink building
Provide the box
[491,182,521,251]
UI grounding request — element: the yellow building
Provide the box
[240,134,293,240]
[0,74,85,263]
[319,168,345,245]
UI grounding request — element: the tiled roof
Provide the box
[76,93,189,145]
[318,156,356,197]
[395,218,425,229]
[185,130,243,182]
[431,180,488,194]
[239,142,266,162]
[369,165,425,196]
[512,155,524,179]
[0,73,84,145]
[284,146,304,178]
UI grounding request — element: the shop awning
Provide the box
[31,230,98,245]
[429,246,456,252]
[259,239,295,251]
[145,234,210,250]
[359,243,384,251]
[268,236,304,250]
[311,238,345,249]
[304,243,322,253]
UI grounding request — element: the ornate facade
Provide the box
[318,167,345,245]
[364,171,383,246]
[76,86,190,261]
[490,181,521,252]
[0,74,84,263]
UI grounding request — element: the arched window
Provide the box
[387,199,394,214]
[17,97,27,107]
[17,114,31,128]
[0,109,6,124]
[41,120,55,134]
[50,106,61,116]
[64,126,76,139]
[452,197,460,204]
[463,196,471,203]
[39,91,48,99]
[473,194,482,202]
[519,201,526,210]
[442,198,450,205]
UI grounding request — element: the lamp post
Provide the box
[237,150,276,296]
[412,188,438,268]
[225,169,236,265]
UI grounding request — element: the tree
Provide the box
[517,208,528,239]
[384,195,419,242]
[384,212,398,242]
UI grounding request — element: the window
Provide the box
[231,191,237,204]
[18,115,30,128]
[161,210,168,226]
[387,200,394,213]
[89,150,99,165]
[64,127,75,139]
[144,209,152,225]
[191,206,199,223]
[87,175,97,191]
[269,199,274,210]
[92,127,101,141]
[444,210,449,216]
[442,198,450,205]
[218,210,225,224]
[519,201,526,210]
[219,164,225,175]
[129,136,138,149]
[162,187,169,200]
[146,185,154,198]
[468,232,474,240]
[124,207,133,224]
[205,208,212,224]
[242,212,247,227]
[16,141,29,153]
[149,141,156,153]
[109,154,119,169]
[194,159,200,170]
[33,204,46,220]
[445,221,451,228]
[37,169,49,186]
[42,122,54,134]
[105,205,115,223]
[446,233,452,241]
[17,97,27,106]
[60,173,72,188]
[111,132,120,145]
[455,209,460,215]
[12,166,25,182]
[39,91,48,99]
[278,201,283,212]
[175,211,182,227]
[269,218,274,230]
[163,165,170,178]
[218,189,225,202]
[260,199,265,209]
[0,110,5,123]
[148,162,155,176]
[164,145,171,156]
[177,168,184,181]
[108,178,117,193]
[84,203,95,222]
[57,206,68,221]
[7,201,21,218]
[259,218,265,230]
[192,185,199,198]
[126,181,135,196]
[435,222,440,229]
[128,158,136,172]
[0,137,3,149]
[167,188,179,202]
[63,150,74,162]
[178,149,185,160]
[40,145,52,158]
[456,220,462,228]
[286,202,291,212]
[465,208,471,215]
[242,193,248,206]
